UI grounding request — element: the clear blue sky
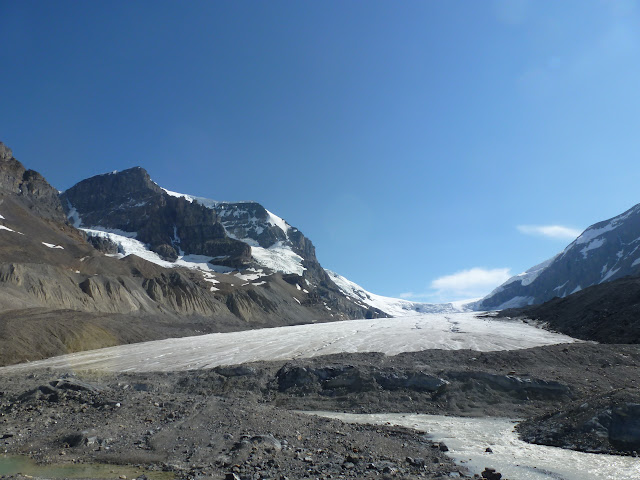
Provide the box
[2,0,640,302]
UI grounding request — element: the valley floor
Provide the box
[0,314,639,479]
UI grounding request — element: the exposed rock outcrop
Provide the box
[60,168,251,267]
[0,142,66,222]
[517,389,640,454]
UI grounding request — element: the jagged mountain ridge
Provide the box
[478,203,640,310]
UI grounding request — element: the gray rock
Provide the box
[375,370,448,392]
[250,434,282,451]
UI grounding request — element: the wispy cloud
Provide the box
[517,224,582,240]
[430,267,512,296]
[402,267,512,303]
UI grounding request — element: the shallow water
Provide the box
[307,412,640,480]
[0,455,175,480]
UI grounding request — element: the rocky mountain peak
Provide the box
[61,168,251,267]
[62,167,163,211]
[0,142,13,161]
[0,141,65,223]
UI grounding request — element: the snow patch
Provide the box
[235,268,265,282]
[580,238,605,258]
[492,296,535,310]
[496,255,558,293]
[42,242,64,249]
[553,281,569,292]
[82,228,231,274]
[600,267,620,283]
[66,202,83,228]
[252,242,305,275]
[265,209,289,235]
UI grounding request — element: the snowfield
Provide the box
[1,313,577,373]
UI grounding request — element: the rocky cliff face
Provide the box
[0,142,66,223]
[477,203,640,310]
[208,200,335,288]
[61,168,251,267]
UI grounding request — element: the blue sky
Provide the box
[2,0,640,302]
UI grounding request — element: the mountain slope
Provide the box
[477,203,640,310]
[499,274,640,343]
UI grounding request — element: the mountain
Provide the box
[477,203,640,310]
[0,143,388,364]
[60,166,387,318]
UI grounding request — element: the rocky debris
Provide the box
[480,467,502,479]
[374,370,449,392]
[268,359,574,415]
[445,372,572,401]
[0,342,639,476]
[0,370,463,479]
[14,377,117,410]
[517,389,640,455]
[86,234,121,254]
[274,363,453,398]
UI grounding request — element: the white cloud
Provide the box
[517,224,582,240]
[431,267,512,294]
[400,267,512,303]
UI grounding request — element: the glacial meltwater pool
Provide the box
[306,412,640,480]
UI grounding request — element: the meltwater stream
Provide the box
[307,412,640,480]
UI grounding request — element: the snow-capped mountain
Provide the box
[326,270,474,316]
[478,203,640,310]
[60,166,388,320]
